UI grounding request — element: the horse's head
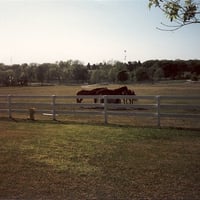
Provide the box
[76,90,83,95]
[131,90,136,95]
[76,98,82,103]
[76,90,85,103]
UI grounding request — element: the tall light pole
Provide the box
[124,50,127,63]
[10,56,13,65]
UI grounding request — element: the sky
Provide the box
[0,0,200,65]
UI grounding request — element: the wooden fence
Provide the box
[0,95,200,127]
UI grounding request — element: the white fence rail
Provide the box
[0,95,200,127]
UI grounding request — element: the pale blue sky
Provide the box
[0,0,200,65]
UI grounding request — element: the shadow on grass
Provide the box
[1,116,200,133]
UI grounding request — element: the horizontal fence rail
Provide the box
[0,95,200,127]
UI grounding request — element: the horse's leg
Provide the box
[123,98,126,104]
[77,98,83,103]
[116,99,121,104]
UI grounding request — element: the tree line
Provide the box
[0,59,199,86]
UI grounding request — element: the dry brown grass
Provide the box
[0,82,199,129]
[0,82,199,96]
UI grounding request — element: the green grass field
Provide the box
[0,120,200,199]
[0,83,200,199]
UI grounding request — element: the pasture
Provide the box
[0,83,200,199]
[0,82,199,96]
[0,82,200,128]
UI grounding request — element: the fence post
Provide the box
[156,95,161,128]
[52,95,56,120]
[8,95,12,119]
[29,108,36,120]
[104,95,108,124]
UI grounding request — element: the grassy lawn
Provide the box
[0,120,200,199]
[0,83,200,199]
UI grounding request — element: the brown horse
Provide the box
[95,86,128,103]
[76,87,107,103]
[123,89,136,104]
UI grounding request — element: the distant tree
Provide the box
[36,64,49,85]
[108,68,118,83]
[114,61,127,71]
[149,0,200,30]
[117,70,129,83]
[90,70,102,83]
[153,68,164,81]
[90,70,98,83]
[48,64,61,82]
[126,61,141,72]
[70,61,89,83]
[27,63,37,82]
[126,62,135,72]
[0,70,6,85]
[57,61,72,83]
[147,64,158,82]
[87,63,91,70]
[12,64,21,80]
[191,72,199,81]
[187,60,200,75]
[142,60,158,68]
[3,69,15,86]
[159,60,174,78]
[135,67,149,81]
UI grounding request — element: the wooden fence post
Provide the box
[8,95,12,119]
[29,108,36,120]
[156,95,161,128]
[104,95,108,124]
[52,95,56,120]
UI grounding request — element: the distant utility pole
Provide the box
[124,50,127,63]
[10,57,13,65]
